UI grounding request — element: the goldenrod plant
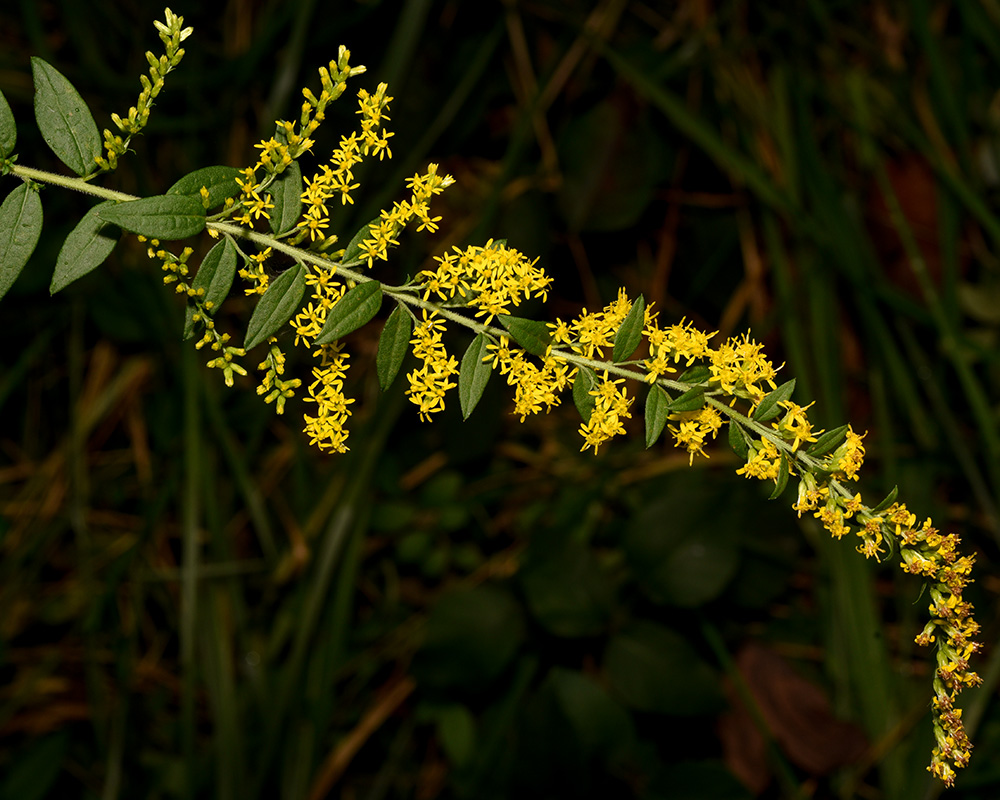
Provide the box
[0,7,986,791]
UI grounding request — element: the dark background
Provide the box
[1,1,999,798]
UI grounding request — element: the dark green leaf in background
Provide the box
[521,536,613,637]
[183,237,237,339]
[314,280,382,344]
[243,263,305,350]
[268,159,302,235]
[341,217,380,263]
[31,57,101,176]
[498,314,552,357]
[0,89,16,157]
[50,201,120,294]
[0,183,43,302]
[611,293,644,363]
[98,194,206,240]
[728,419,749,460]
[871,485,899,514]
[624,473,741,607]
[605,622,723,715]
[666,385,705,412]
[376,304,412,391]
[751,378,796,422]
[678,364,711,383]
[413,585,525,692]
[644,384,669,447]
[572,365,597,422]
[769,454,790,499]
[167,165,243,209]
[458,333,493,419]
[806,423,849,457]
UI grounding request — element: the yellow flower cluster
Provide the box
[406,312,458,421]
[289,264,355,450]
[295,83,394,244]
[579,373,634,454]
[487,337,573,421]
[232,47,366,232]
[642,313,715,382]
[356,165,455,267]
[256,339,301,414]
[303,344,355,452]
[549,288,633,358]
[239,247,272,296]
[417,240,553,323]
[669,406,725,464]
[94,8,192,174]
[709,333,780,403]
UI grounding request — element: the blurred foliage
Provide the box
[1,1,1000,799]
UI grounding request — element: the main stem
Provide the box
[15,161,860,512]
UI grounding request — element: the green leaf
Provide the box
[243,263,305,350]
[871,485,899,514]
[412,585,525,692]
[0,183,43,302]
[572,366,597,423]
[768,455,790,499]
[497,314,552,357]
[458,333,493,419]
[268,159,302,235]
[0,89,15,157]
[666,385,705,412]
[183,237,237,339]
[806,423,850,457]
[314,280,382,345]
[376,305,412,391]
[98,194,206,240]
[751,378,796,422]
[167,166,243,209]
[341,217,380,263]
[434,705,477,768]
[678,364,711,383]
[623,472,741,608]
[644,384,669,448]
[521,537,613,637]
[611,294,645,363]
[50,201,119,293]
[31,57,101,176]
[728,420,749,460]
[605,622,722,715]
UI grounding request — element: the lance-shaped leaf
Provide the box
[644,384,669,448]
[314,280,382,345]
[497,315,552,357]
[376,304,412,391]
[268,159,302,235]
[752,378,796,422]
[244,263,305,350]
[0,183,43,302]
[50,201,120,293]
[168,166,243,209]
[342,217,380,263]
[612,294,645,363]
[871,485,899,514]
[0,89,15,157]
[666,385,705,412]
[805,424,849,457]
[98,194,206,240]
[183,237,237,339]
[572,366,597,423]
[31,57,101,176]
[728,419,749,460]
[768,455,790,500]
[458,333,493,420]
[678,364,711,383]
